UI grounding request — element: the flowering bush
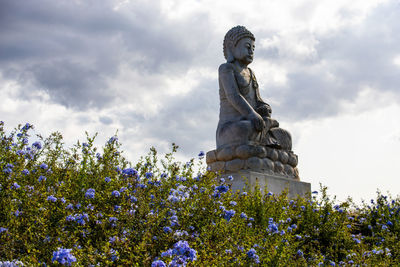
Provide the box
[0,121,399,265]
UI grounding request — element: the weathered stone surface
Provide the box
[262,158,274,171]
[255,146,267,158]
[216,146,234,161]
[234,144,267,160]
[225,170,311,198]
[209,161,225,172]
[274,161,284,173]
[284,164,294,177]
[226,158,245,172]
[294,167,300,180]
[267,148,279,161]
[235,145,256,159]
[206,150,217,164]
[278,151,289,164]
[287,153,298,167]
[246,157,263,170]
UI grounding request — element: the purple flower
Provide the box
[22,169,30,175]
[47,195,57,202]
[247,248,260,264]
[74,213,88,225]
[163,226,172,233]
[297,249,304,257]
[268,220,279,234]
[3,167,12,174]
[105,177,111,183]
[6,163,14,169]
[215,185,229,193]
[111,190,120,197]
[38,175,46,182]
[52,248,76,266]
[152,260,166,267]
[247,248,258,258]
[85,188,95,199]
[122,168,137,176]
[161,249,173,258]
[171,240,197,261]
[223,209,235,221]
[66,215,75,222]
[22,123,32,131]
[32,141,42,149]
[109,217,118,223]
[108,136,118,144]
[11,182,20,190]
[109,236,118,244]
[198,151,205,157]
[40,163,48,170]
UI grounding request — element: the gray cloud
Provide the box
[0,0,214,110]
[99,116,113,125]
[115,76,219,156]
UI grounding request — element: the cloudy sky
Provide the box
[1,0,400,203]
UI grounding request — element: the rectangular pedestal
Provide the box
[225,170,311,198]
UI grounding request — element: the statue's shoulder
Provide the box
[248,67,258,87]
[218,63,235,73]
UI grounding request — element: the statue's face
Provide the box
[232,37,255,65]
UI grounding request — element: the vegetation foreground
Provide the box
[0,122,399,266]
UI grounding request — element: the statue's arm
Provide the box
[219,64,265,131]
[249,68,272,117]
[219,63,255,117]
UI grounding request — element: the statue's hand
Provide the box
[249,112,265,132]
[256,105,271,117]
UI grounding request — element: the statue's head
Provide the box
[223,26,255,63]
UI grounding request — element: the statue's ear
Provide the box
[226,44,235,63]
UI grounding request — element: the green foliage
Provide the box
[0,121,399,266]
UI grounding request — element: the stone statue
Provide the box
[206,26,299,180]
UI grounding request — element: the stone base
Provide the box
[206,145,299,180]
[224,170,311,198]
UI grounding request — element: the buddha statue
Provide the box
[207,26,299,179]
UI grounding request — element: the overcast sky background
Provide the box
[1,0,400,203]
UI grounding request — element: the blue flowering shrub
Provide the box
[0,121,400,265]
